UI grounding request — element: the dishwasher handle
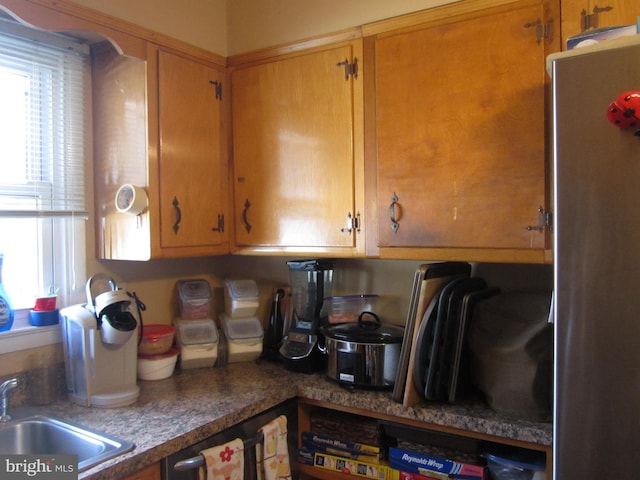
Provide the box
[174,456,204,471]
[173,431,264,472]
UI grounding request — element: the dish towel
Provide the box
[201,438,244,480]
[257,415,291,480]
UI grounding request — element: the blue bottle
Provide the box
[0,254,14,332]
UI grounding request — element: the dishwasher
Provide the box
[161,399,298,480]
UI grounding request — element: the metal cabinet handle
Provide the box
[389,192,400,233]
[242,199,252,233]
[174,456,204,471]
[172,196,182,234]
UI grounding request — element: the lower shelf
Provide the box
[299,464,356,480]
[296,398,552,480]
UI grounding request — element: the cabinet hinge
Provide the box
[526,206,553,233]
[341,211,361,234]
[211,213,224,233]
[209,80,222,100]
[580,5,613,31]
[336,58,358,80]
[524,17,554,44]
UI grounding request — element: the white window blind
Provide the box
[0,20,89,317]
[0,20,89,218]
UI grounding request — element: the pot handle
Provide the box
[358,311,381,330]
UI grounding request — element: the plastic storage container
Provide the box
[224,279,259,317]
[137,347,179,380]
[175,318,219,369]
[484,445,546,480]
[177,279,212,320]
[139,324,176,355]
[321,294,380,324]
[220,313,263,363]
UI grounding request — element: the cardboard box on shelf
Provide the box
[313,452,393,480]
[566,25,637,50]
[301,431,384,464]
[389,448,485,480]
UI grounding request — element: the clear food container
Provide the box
[484,445,546,480]
[224,279,259,317]
[177,279,212,320]
[321,294,380,324]
[175,318,219,369]
[220,313,263,363]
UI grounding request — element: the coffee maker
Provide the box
[279,260,333,373]
[59,274,139,407]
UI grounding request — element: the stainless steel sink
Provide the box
[0,414,135,472]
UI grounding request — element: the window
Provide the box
[0,19,89,338]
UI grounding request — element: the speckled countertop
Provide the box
[16,361,552,480]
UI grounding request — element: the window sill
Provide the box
[0,309,61,354]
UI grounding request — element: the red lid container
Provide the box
[138,324,176,356]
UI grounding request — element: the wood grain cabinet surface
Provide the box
[230,40,365,256]
[118,462,160,480]
[156,49,229,255]
[365,0,560,263]
[93,44,230,260]
[560,0,638,48]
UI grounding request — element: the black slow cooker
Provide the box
[320,312,404,389]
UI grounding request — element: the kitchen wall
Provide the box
[71,0,462,55]
[0,0,553,375]
[225,0,462,55]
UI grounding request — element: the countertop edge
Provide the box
[26,362,551,480]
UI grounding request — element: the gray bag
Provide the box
[467,292,553,422]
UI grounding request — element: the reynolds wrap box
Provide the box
[389,448,485,480]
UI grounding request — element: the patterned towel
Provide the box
[201,438,244,480]
[257,415,291,480]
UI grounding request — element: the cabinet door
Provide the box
[374,2,553,254]
[158,50,228,253]
[561,0,638,47]
[118,462,160,480]
[231,42,363,252]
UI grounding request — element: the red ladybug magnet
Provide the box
[607,90,640,133]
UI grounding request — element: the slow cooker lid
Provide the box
[323,312,404,343]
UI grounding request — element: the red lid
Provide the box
[141,324,176,340]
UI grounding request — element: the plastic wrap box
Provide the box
[301,431,384,464]
[312,452,392,480]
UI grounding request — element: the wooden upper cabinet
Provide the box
[230,39,364,256]
[94,45,229,260]
[368,0,559,263]
[560,0,638,48]
[156,49,228,254]
[1,0,230,260]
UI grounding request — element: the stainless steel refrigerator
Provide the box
[549,35,640,479]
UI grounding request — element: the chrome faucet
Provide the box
[0,378,18,422]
